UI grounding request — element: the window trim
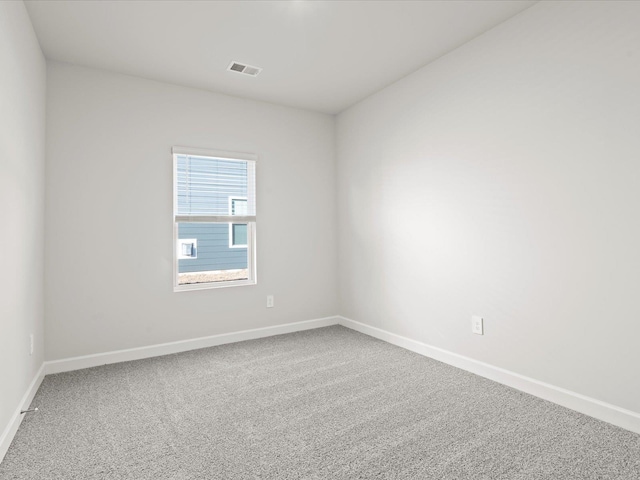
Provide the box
[228,197,248,248]
[172,147,257,292]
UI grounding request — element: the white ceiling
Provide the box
[25,0,536,114]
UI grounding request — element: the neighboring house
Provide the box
[176,156,248,273]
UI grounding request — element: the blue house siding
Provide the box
[178,223,247,272]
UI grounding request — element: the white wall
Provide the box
[0,0,46,442]
[337,1,640,413]
[45,62,337,360]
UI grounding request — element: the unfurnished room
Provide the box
[1,0,639,478]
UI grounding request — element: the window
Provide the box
[229,198,247,248]
[177,238,197,259]
[173,147,256,291]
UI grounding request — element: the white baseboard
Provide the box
[45,316,340,375]
[0,363,45,464]
[338,316,640,435]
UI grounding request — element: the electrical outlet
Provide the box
[266,295,274,308]
[30,334,34,355]
[472,316,484,335]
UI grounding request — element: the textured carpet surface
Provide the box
[1,325,639,479]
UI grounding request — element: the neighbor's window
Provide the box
[177,238,197,259]
[229,198,248,248]
[173,147,256,291]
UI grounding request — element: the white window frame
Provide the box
[172,146,257,292]
[228,197,248,248]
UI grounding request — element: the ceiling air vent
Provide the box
[227,61,262,77]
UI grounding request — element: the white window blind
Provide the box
[173,147,256,223]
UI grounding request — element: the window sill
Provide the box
[173,279,256,292]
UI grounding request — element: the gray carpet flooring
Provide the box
[1,325,639,479]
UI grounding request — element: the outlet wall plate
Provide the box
[472,316,484,335]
